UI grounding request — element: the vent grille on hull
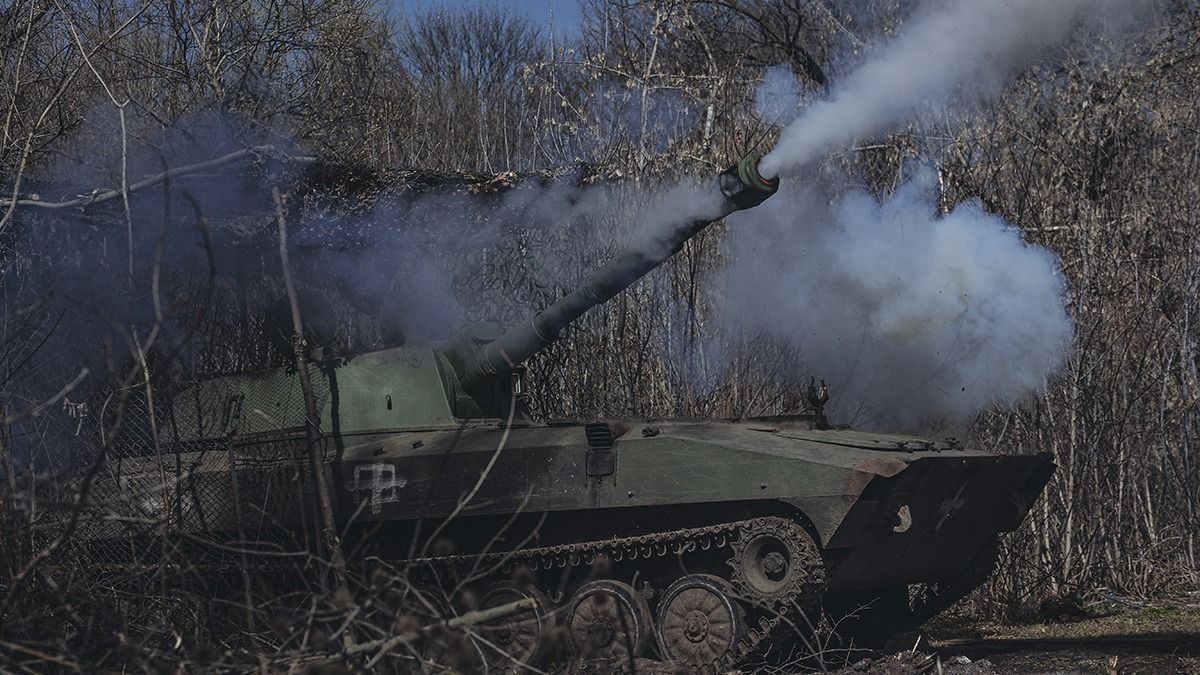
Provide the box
[585,422,615,448]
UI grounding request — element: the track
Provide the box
[407,516,825,673]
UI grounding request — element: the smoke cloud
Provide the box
[13,0,1144,433]
[753,65,804,127]
[5,104,727,399]
[298,171,725,346]
[715,0,1150,427]
[757,0,1145,178]
[719,173,1073,429]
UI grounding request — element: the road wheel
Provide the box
[474,584,553,672]
[655,574,745,667]
[565,580,652,663]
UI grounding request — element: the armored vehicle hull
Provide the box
[54,158,1056,670]
[79,344,1053,669]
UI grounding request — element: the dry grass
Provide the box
[934,601,1200,642]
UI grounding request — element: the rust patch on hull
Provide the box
[844,456,910,502]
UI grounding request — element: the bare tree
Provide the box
[396,6,546,172]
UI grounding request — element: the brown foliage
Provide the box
[0,0,1197,670]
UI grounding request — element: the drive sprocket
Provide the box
[727,517,824,617]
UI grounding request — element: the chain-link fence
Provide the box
[36,368,337,572]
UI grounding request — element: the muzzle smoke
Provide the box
[720,174,1073,429]
[757,0,1144,178]
[714,0,1149,428]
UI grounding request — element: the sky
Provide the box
[395,0,583,37]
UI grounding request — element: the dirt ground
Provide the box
[826,644,1199,675]
[851,601,1200,675]
[567,602,1200,674]
[761,600,1200,674]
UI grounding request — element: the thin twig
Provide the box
[0,640,81,671]
[1,146,301,211]
[272,186,351,608]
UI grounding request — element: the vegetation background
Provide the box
[0,0,1197,670]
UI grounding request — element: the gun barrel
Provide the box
[459,156,778,386]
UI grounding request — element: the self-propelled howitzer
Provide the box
[68,157,1054,671]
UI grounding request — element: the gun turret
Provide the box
[451,156,779,388]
